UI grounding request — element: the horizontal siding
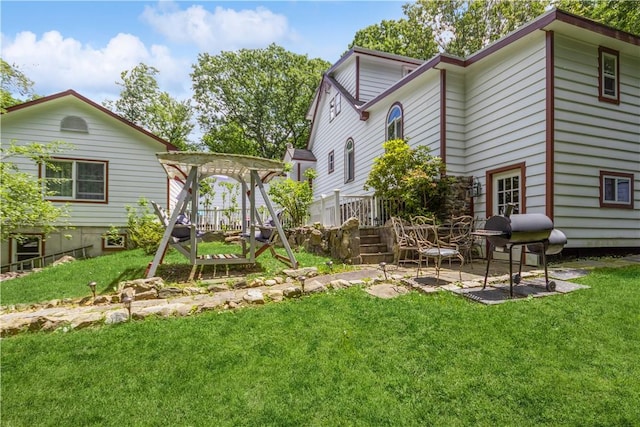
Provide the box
[309,88,366,199]
[445,70,466,175]
[334,62,357,99]
[464,32,547,219]
[1,98,169,228]
[359,61,403,102]
[553,34,640,248]
[309,70,442,201]
[403,76,441,154]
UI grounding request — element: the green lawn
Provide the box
[0,242,338,306]
[1,264,639,426]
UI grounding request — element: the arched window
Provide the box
[60,116,89,133]
[345,138,355,183]
[386,104,403,140]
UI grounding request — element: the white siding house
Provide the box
[305,9,640,251]
[1,90,177,268]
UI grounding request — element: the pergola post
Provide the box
[147,167,198,278]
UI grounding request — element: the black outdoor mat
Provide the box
[450,278,589,305]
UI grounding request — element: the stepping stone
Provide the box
[365,284,409,299]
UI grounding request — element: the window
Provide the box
[60,115,89,132]
[495,171,521,215]
[599,47,619,104]
[402,65,416,77]
[44,159,107,202]
[330,93,341,122]
[600,171,634,209]
[328,150,335,174]
[12,235,42,262]
[386,103,403,140]
[103,234,126,250]
[345,138,355,183]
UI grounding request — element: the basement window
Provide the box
[103,234,126,250]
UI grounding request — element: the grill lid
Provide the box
[484,213,553,246]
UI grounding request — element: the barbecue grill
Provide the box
[475,204,567,296]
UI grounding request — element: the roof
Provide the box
[290,148,317,162]
[156,151,286,183]
[306,8,640,128]
[3,89,178,151]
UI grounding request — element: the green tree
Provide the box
[268,168,317,227]
[191,44,330,160]
[349,18,439,60]
[1,141,71,241]
[555,0,640,35]
[364,139,451,220]
[1,58,39,112]
[103,63,194,150]
[403,0,549,57]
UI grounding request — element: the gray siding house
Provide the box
[301,8,639,251]
[1,90,177,269]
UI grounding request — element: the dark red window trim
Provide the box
[40,156,109,204]
[598,46,620,105]
[599,170,634,209]
[485,162,527,217]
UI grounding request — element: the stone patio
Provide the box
[2,255,638,336]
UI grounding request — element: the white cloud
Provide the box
[141,3,293,51]
[1,30,191,103]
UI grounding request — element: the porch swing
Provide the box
[145,152,298,279]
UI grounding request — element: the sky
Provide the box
[1,1,407,105]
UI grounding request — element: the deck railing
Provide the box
[196,208,246,232]
[196,207,278,232]
[1,245,93,273]
[309,190,405,227]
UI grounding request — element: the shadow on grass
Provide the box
[153,261,269,284]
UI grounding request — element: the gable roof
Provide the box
[290,148,317,162]
[3,89,178,151]
[306,7,640,139]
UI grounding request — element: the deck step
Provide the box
[360,243,389,254]
[360,234,382,245]
[360,252,394,265]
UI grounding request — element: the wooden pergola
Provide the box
[145,152,298,278]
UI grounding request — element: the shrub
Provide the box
[364,139,452,220]
[269,168,316,227]
[125,198,164,254]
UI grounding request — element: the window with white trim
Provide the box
[402,65,416,77]
[599,47,619,104]
[330,93,341,122]
[330,98,336,121]
[45,159,107,201]
[103,234,126,250]
[386,104,403,140]
[12,236,43,263]
[345,138,355,183]
[600,171,633,208]
[328,150,334,174]
[495,172,520,215]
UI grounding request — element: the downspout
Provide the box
[545,31,555,220]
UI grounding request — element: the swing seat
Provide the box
[151,201,203,245]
